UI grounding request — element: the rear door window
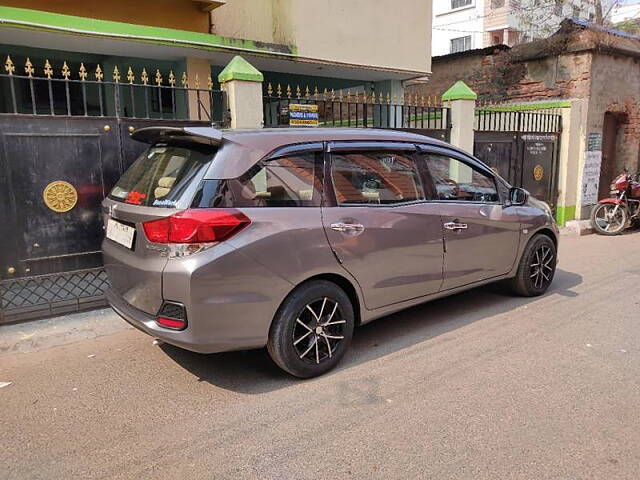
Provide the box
[109,143,215,207]
[330,151,425,205]
[192,151,322,208]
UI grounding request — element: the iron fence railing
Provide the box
[1,56,226,124]
[263,85,450,131]
[475,108,562,133]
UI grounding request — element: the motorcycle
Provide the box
[591,171,640,235]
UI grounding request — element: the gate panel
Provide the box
[473,132,518,184]
[520,134,557,207]
[0,117,121,323]
[474,109,562,207]
[0,117,120,279]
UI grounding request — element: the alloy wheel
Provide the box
[529,245,554,290]
[292,297,346,365]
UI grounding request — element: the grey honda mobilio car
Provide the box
[102,126,558,378]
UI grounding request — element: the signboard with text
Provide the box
[581,150,602,206]
[289,104,319,127]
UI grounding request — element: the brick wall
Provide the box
[586,53,640,176]
[409,47,592,104]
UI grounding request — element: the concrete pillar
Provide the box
[442,80,477,154]
[218,55,264,129]
[186,57,213,121]
[555,100,587,225]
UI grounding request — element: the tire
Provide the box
[591,203,628,236]
[508,234,557,297]
[267,280,355,378]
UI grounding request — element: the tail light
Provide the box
[143,209,250,244]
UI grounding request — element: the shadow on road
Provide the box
[161,268,582,394]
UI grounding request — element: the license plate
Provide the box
[106,218,135,249]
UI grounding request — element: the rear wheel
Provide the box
[267,280,355,378]
[509,234,557,297]
[591,203,628,235]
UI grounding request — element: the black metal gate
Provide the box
[473,110,562,207]
[0,57,227,323]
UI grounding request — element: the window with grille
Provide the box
[451,0,472,10]
[450,36,472,54]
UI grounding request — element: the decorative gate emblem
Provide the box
[43,181,78,213]
[533,165,544,181]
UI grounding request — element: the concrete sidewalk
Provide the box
[0,308,131,357]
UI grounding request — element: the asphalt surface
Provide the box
[2,232,640,479]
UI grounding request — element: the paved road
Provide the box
[2,233,640,479]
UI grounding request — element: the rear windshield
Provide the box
[109,143,215,207]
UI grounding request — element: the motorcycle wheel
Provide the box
[591,203,628,236]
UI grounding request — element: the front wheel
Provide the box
[508,234,557,297]
[591,203,628,235]
[267,280,355,378]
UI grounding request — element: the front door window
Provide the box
[426,155,499,203]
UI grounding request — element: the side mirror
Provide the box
[509,187,528,206]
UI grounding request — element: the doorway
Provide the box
[599,112,625,200]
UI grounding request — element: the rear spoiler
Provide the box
[131,126,223,145]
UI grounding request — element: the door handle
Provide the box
[330,222,365,234]
[443,221,468,231]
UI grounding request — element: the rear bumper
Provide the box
[106,287,258,354]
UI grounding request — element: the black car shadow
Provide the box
[161,268,582,394]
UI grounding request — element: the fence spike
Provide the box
[296,85,301,99]
[78,62,87,81]
[338,89,343,101]
[323,88,328,100]
[378,92,383,104]
[126,66,135,84]
[94,64,103,81]
[181,72,188,88]
[331,88,335,101]
[62,61,71,80]
[314,86,319,98]
[155,69,162,86]
[25,57,34,77]
[112,65,120,83]
[207,74,213,90]
[276,83,282,98]
[169,70,176,87]
[194,73,200,89]
[267,82,273,96]
[141,68,149,85]
[286,84,291,98]
[4,55,15,75]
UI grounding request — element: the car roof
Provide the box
[224,127,450,149]
[132,126,459,179]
